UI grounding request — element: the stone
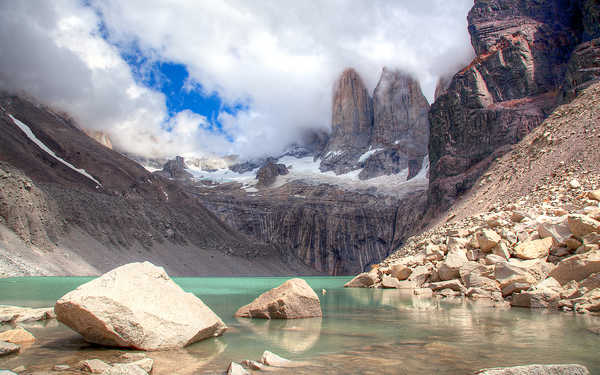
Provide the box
[10,367,24,373]
[344,272,377,288]
[474,364,590,374]
[494,262,536,289]
[235,278,322,319]
[127,359,152,373]
[0,327,35,345]
[79,359,111,373]
[492,241,511,260]
[501,282,531,297]
[582,232,600,245]
[438,249,468,280]
[227,362,249,375]
[380,274,402,289]
[566,238,583,250]
[429,280,466,294]
[513,238,553,260]
[389,264,411,280]
[55,262,226,350]
[511,211,527,223]
[511,278,563,309]
[260,350,292,367]
[0,341,19,356]
[0,305,55,323]
[485,254,507,265]
[568,214,600,238]
[550,251,600,285]
[459,261,491,283]
[408,265,431,287]
[53,365,70,371]
[589,190,600,201]
[580,272,600,290]
[537,217,571,245]
[477,230,501,252]
[569,179,581,189]
[241,360,265,371]
[102,363,147,375]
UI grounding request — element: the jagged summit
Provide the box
[320,67,430,180]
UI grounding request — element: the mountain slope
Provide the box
[0,94,319,277]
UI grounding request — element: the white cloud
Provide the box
[0,0,474,159]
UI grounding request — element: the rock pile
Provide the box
[347,190,600,313]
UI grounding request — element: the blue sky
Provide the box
[120,48,242,139]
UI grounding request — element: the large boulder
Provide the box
[511,277,563,308]
[390,264,412,280]
[475,364,590,375]
[549,250,600,285]
[55,262,226,350]
[568,214,600,238]
[477,229,501,252]
[438,249,469,280]
[344,271,378,288]
[513,238,553,260]
[235,278,322,319]
[494,262,536,289]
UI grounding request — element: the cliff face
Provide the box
[320,68,374,174]
[427,0,599,212]
[327,68,374,152]
[201,182,427,275]
[371,67,429,150]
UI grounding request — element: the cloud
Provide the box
[0,0,474,159]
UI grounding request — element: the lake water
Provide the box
[0,277,599,374]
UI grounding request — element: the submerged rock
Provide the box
[0,327,35,345]
[235,278,322,319]
[0,341,19,356]
[475,364,590,374]
[227,362,249,375]
[0,305,55,323]
[55,262,226,350]
[260,350,292,367]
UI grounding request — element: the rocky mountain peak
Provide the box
[157,156,192,180]
[327,68,374,152]
[371,67,429,151]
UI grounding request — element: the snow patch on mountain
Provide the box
[358,147,384,163]
[8,114,102,187]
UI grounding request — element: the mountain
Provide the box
[428,0,600,214]
[0,94,318,277]
[348,80,600,312]
[319,67,429,180]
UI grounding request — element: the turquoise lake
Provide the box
[0,276,599,374]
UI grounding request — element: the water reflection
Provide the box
[236,317,322,353]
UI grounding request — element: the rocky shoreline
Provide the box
[346,187,600,314]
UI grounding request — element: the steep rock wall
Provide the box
[427,0,597,213]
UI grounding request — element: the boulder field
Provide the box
[347,188,600,313]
